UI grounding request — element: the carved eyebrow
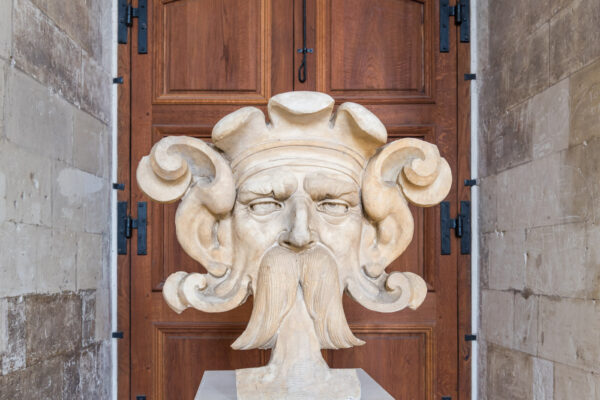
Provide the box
[304,174,359,206]
[238,174,297,204]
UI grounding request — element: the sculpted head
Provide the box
[136,91,451,350]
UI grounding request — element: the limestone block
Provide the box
[529,79,570,159]
[570,59,600,146]
[36,228,77,293]
[478,175,497,234]
[81,290,96,347]
[550,0,600,83]
[0,141,52,226]
[73,110,108,177]
[0,356,64,399]
[5,69,74,163]
[481,290,514,347]
[0,296,26,375]
[506,23,549,108]
[93,284,111,341]
[486,344,533,400]
[0,0,10,59]
[81,54,111,124]
[554,363,600,400]
[539,296,600,372]
[514,293,538,355]
[29,0,92,55]
[496,151,590,231]
[525,222,597,298]
[0,222,43,297]
[486,100,532,174]
[562,139,600,225]
[52,163,107,234]
[487,230,526,291]
[26,293,82,366]
[13,0,82,104]
[0,61,6,134]
[77,233,103,290]
[533,357,553,400]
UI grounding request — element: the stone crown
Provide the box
[211,91,388,184]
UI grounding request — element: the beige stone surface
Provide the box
[525,222,597,298]
[0,0,112,396]
[137,91,451,397]
[570,59,600,146]
[549,0,600,83]
[514,293,538,355]
[76,233,103,290]
[530,78,570,159]
[13,0,82,104]
[481,290,514,348]
[0,0,11,60]
[487,344,533,400]
[0,141,52,226]
[5,69,74,163]
[486,230,526,291]
[533,358,553,400]
[73,110,108,177]
[539,297,600,372]
[554,363,600,400]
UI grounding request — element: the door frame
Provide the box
[115,3,472,398]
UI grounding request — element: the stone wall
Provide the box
[477,0,600,398]
[0,0,112,398]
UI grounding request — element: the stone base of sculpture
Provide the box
[236,367,360,399]
[196,369,393,400]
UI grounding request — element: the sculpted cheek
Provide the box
[233,206,287,251]
[315,213,363,256]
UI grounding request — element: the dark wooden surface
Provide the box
[121,1,469,398]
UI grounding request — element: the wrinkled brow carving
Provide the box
[304,173,360,206]
[237,172,298,204]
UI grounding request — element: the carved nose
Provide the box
[280,198,314,250]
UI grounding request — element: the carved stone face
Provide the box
[136,91,452,353]
[233,167,362,280]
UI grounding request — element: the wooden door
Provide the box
[119,0,471,399]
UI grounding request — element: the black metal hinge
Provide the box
[112,331,124,339]
[440,0,470,52]
[440,201,471,255]
[117,201,147,255]
[118,0,147,54]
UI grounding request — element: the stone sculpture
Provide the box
[136,91,451,399]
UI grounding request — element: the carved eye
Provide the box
[249,200,282,215]
[317,200,349,216]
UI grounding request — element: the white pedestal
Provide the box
[194,368,394,400]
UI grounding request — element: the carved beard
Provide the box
[232,245,364,350]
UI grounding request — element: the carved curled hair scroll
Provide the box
[349,138,452,313]
[137,136,248,314]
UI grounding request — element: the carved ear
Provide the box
[136,136,236,277]
[361,138,452,277]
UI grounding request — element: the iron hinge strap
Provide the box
[117,201,147,255]
[439,0,470,52]
[440,201,471,255]
[117,0,147,54]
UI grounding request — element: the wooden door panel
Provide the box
[153,0,271,103]
[155,324,267,399]
[127,0,466,398]
[318,0,434,102]
[325,327,433,400]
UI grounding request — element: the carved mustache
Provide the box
[232,245,364,350]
